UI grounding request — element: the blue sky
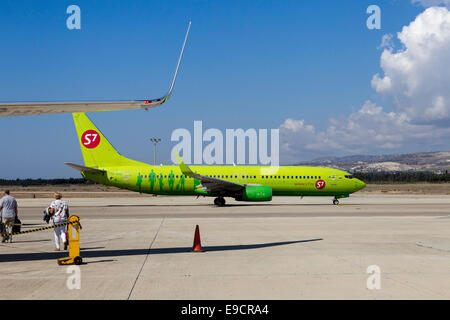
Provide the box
[0,1,440,178]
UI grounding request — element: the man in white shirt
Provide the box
[0,190,18,243]
[49,192,69,251]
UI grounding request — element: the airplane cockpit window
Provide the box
[345,175,354,179]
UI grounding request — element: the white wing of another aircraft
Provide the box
[0,22,191,117]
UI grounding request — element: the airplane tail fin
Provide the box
[72,112,137,168]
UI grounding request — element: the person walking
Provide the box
[49,192,69,251]
[0,190,18,243]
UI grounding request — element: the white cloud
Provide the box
[372,7,450,123]
[280,7,450,162]
[280,101,450,162]
[280,119,315,133]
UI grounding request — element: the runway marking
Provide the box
[416,242,450,253]
[127,218,164,300]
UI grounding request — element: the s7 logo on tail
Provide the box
[81,130,100,149]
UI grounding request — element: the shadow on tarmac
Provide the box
[105,204,338,208]
[0,239,323,263]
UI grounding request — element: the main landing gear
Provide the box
[333,197,339,205]
[214,197,226,207]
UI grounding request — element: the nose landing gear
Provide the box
[333,197,339,205]
[214,197,226,207]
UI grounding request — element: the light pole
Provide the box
[150,138,161,165]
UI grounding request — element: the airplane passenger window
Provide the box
[287,176,289,179]
[254,176,256,179]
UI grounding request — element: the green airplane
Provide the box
[66,112,366,206]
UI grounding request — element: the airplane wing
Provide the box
[65,162,106,175]
[175,152,244,194]
[0,22,191,118]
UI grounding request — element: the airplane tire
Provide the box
[214,197,225,207]
[333,199,339,205]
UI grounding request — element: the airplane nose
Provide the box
[356,179,366,191]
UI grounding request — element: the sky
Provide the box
[0,0,449,178]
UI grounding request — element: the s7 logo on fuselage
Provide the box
[81,130,100,149]
[315,180,326,190]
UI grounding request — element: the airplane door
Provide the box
[123,171,130,186]
[330,172,338,186]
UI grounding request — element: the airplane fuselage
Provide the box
[70,112,366,205]
[83,164,365,198]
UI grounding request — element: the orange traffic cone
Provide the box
[192,225,204,252]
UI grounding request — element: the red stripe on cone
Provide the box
[192,225,204,252]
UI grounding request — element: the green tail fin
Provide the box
[72,112,137,168]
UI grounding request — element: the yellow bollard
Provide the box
[57,215,82,265]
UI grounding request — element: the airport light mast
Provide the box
[150,138,161,165]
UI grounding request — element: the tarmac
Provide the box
[0,194,449,299]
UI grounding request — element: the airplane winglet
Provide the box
[175,152,194,177]
[0,22,191,117]
[165,21,191,99]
